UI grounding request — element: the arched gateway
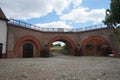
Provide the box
[47,36,76,55]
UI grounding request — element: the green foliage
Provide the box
[103,9,115,26]
[111,0,120,24]
[103,0,120,26]
[59,45,69,55]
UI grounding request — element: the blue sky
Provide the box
[0,0,110,29]
[0,0,110,45]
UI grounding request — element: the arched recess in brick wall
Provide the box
[47,36,76,55]
[14,36,41,57]
[81,36,111,56]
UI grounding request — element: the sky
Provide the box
[0,0,110,29]
[0,0,110,45]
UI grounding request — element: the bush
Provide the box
[59,45,69,55]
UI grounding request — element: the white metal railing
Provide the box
[8,18,107,32]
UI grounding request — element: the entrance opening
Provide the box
[23,43,33,58]
[0,43,2,58]
[50,41,70,56]
[82,36,111,56]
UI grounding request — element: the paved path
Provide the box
[0,54,120,80]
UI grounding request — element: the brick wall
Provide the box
[7,23,115,58]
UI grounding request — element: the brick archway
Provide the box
[47,36,76,55]
[81,36,111,56]
[14,36,41,57]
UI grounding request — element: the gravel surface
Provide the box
[0,54,120,80]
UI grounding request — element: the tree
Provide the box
[103,0,120,26]
[59,44,69,55]
[111,0,120,24]
[103,9,114,26]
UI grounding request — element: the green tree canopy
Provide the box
[111,0,120,24]
[103,0,120,26]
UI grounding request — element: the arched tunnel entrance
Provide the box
[81,36,111,56]
[50,41,70,56]
[47,36,76,56]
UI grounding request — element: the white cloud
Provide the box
[0,0,105,27]
[52,41,65,46]
[36,21,72,28]
[72,0,82,8]
[35,21,72,32]
[60,7,106,24]
[0,0,82,20]
[0,0,53,20]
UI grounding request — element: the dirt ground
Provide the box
[0,54,120,80]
